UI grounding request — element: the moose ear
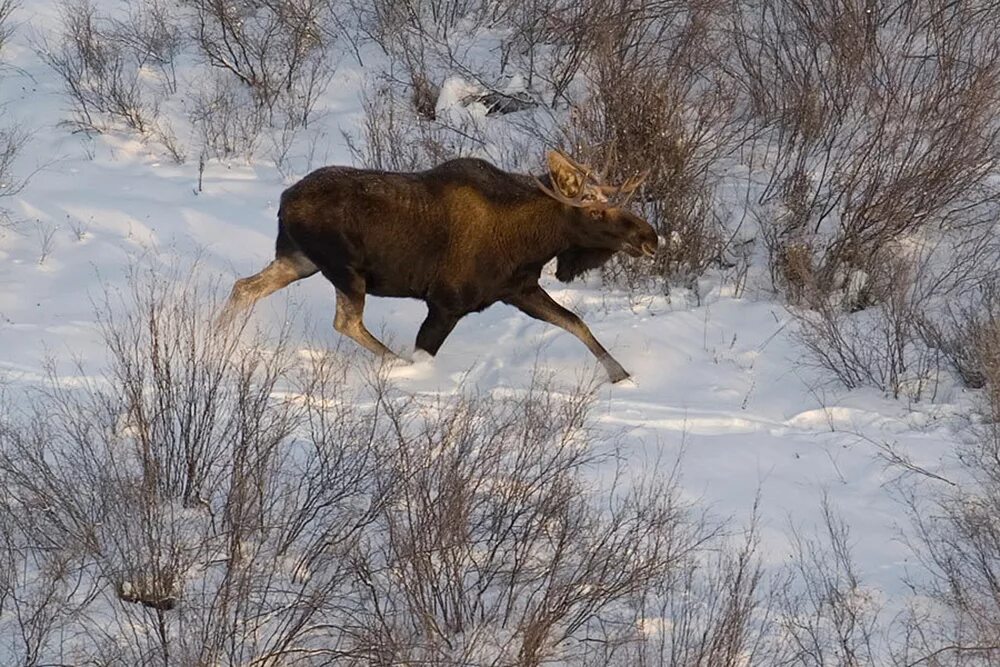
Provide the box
[547,151,585,198]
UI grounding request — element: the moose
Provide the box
[220,151,658,382]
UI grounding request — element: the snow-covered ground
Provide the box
[0,0,977,644]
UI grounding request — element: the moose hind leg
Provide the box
[332,283,399,359]
[219,253,318,326]
[506,286,630,383]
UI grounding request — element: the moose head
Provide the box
[535,150,659,282]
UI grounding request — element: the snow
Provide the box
[436,74,491,120]
[0,0,979,656]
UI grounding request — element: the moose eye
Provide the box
[586,207,603,219]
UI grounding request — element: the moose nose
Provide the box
[640,234,666,258]
[640,236,659,257]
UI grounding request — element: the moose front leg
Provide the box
[506,286,630,383]
[415,304,460,356]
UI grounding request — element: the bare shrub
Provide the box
[0,267,392,664]
[34,219,55,264]
[0,492,97,667]
[151,120,186,164]
[792,247,938,399]
[778,495,882,667]
[902,407,1000,665]
[0,2,29,229]
[354,0,520,116]
[188,74,268,160]
[0,125,29,233]
[348,380,702,665]
[108,0,184,95]
[759,2,1000,401]
[921,280,1000,410]
[736,0,1000,303]
[776,240,816,305]
[182,0,338,128]
[343,79,490,171]
[555,0,742,293]
[609,498,788,667]
[37,0,158,133]
[35,0,185,160]
[517,0,599,108]
[0,0,17,58]
[181,0,341,162]
[343,82,433,172]
[792,225,1000,401]
[0,123,28,200]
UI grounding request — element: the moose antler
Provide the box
[533,174,599,209]
[541,148,649,207]
[554,149,606,185]
[555,148,648,202]
[596,169,650,199]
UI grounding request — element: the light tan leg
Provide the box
[506,286,630,383]
[218,254,317,326]
[333,286,400,359]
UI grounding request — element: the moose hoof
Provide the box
[609,369,631,384]
[602,358,631,384]
[411,349,434,364]
[384,352,412,366]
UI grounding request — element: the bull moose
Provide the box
[220,151,658,382]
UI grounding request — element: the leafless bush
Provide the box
[108,0,184,95]
[0,491,97,667]
[778,495,882,666]
[921,280,1000,410]
[0,0,17,58]
[736,0,1000,302]
[354,0,514,113]
[889,273,1000,663]
[343,82,434,172]
[902,409,1000,665]
[343,79,489,171]
[33,0,187,161]
[609,498,787,667]
[362,0,510,46]
[0,0,29,229]
[0,267,393,664]
[792,247,941,400]
[188,74,268,160]
[181,0,342,162]
[0,123,28,202]
[34,219,55,264]
[37,0,158,133]
[516,0,599,108]
[792,225,1000,400]
[182,0,338,128]
[553,0,742,293]
[348,380,703,665]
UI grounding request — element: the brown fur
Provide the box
[221,153,659,382]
